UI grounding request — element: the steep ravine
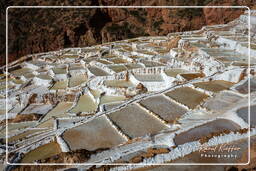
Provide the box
[1,0,255,66]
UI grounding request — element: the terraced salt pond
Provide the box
[164,68,188,77]
[62,115,127,151]
[180,73,205,81]
[202,48,242,57]
[36,118,54,129]
[140,95,188,123]
[21,141,62,163]
[129,55,144,59]
[193,80,235,92]
[134,74,164,82]
[125,64,143,70]
[141,60,164,67]
[51,80,68,90]
[108,104,169,138]
[190,42,208,48]
[10,68,33,77]
[0,121,37,138]
[96,59,112,65]
[223,36,248,42]
[69,64,85,70]
[52,68,67,74]
[60,54,79,58]
[100,95,127,105]
[21,104,52,115]
[104,102,123,111]
[108,65,127,73]
[37,74,52,80]
[137,50,156,56]
[69,74,87,87]
[104,80,135,88]
[203,91,242,112]
[216,56,247,63]
[109,58,129,64]
[8,129,46,143]
[174,119,241,145]
[236,105,256,126]
[88,66,109,76]
[9,78,22,86]
[40,102,73,123]
[90,89,102,99]
[165,87,209,109]
[69,94,97,114]
[234,78,256,94]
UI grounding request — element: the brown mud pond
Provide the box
[180,73,205,81]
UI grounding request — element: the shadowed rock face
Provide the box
[2,0,255,66]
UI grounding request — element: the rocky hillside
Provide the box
[1,0,255,66]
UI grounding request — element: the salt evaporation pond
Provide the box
[62,115,127,151]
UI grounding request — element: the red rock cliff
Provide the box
[1,0,255,66]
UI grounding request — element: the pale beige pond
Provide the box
[21,141,62,163]
[104,102,122,111]
[69,64,85,70]
[24,72,36,79]
[134,74,164,82]
[96,59,112,64]
[193,80,235,92]
[7,77,24,84]
[10,68,32,76]
[108,104,169,138]
[51,80,68,90]
[141,60,164,67]
[37,74,52,80]
[102,54,117,59]
[62,115,127,151]
[110,58,128,64]
[125,64,143,70]
[100,95,127,105]
[8,129,45,143]
[0,121,37,138]
[0,109,5,116]
[140,95,188,123]
[108,65,127,73]
[88,66,109,76]
[164,68,188,77]
[90,89,102,99]
[40,102,73,123]
[104,80,135,88]
[52,68,67,74]
[60,54,79,58]
[36,118,54,129]
[165,87,209,109]
[69,74,87,87]
[137,50,156,56]
[70,94,97,113]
